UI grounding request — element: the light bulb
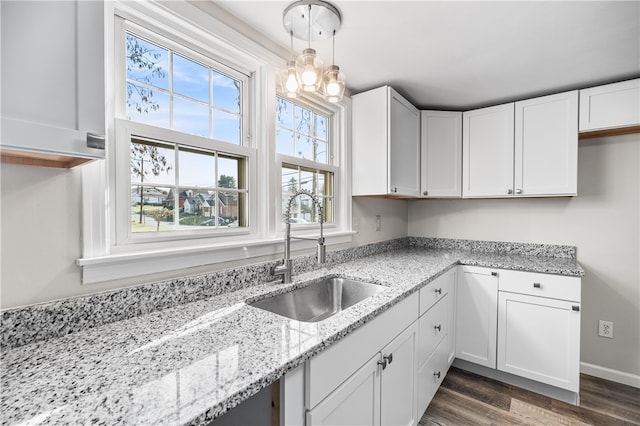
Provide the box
[296,48,323,92]
[322,65,345,102]
[285,69,299,92]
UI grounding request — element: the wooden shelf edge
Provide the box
[0,149,95,169]
[579,125,640,140]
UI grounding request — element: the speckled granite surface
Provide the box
[0,240,584,426]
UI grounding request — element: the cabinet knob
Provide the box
[434,324,442,332]
[572,305,580,312]
[533,282,541,289]
[423,190,428,196]
[393,187,398,193]
[433,371,441,379]
[383,353,393,365]
[378,359,388,370]
[434,288,442,295]
[491,271,498,277]
[507,189,513,195]
[515,189,523,195]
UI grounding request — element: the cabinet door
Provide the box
[498,292,581,392]
[462,103,515,197]
[306,354,381,426]
[515,91,578,196]
[380,321,418,426]
[389,89,420,196]
[579,79,640,132]
[456,267,498,368]
[420,111,462,198]
[1,0,105,160]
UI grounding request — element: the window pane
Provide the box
[178,147,215,187]
[173,54,209,103]
[295,135,312,160]
[315,115,327,141]
[213,110,240,144]
[295,105,312,136]
[131,185,173,233]
[219,191,246,227]
[282,165,299,194]
[315,141,328,164]
[218,156,240,189]
[300,169,314,192]
[213,71,240,113]
[126,34,169,90]
[131,140,175,185]
[173,97,210,137]
[276,98,294,128]
[276,129,294,157]
[126,83,170,127]
[177,188,214,228]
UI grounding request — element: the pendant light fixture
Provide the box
[322,30,345,102]
[280,32,301,98]
[282,0,344,101]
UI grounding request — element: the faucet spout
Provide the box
[272,189,326,284]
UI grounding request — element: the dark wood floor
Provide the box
[420,367,640,426]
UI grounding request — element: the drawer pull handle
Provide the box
[435,288,442,295]
[378,359,387,370]
[572,305,580,312]
[434,371,441,379]
[533,282,541,289]
[491,271,498,277]
[434,324,442,332]
[384,353,393,365]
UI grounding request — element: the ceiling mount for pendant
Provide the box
[283,0,342,42]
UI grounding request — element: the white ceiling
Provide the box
[212,1,639,110]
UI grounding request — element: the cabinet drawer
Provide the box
[418,294,450,365]
[498,269,580,302]
[420,268,455,315]
[306,292,419,409]
[417,334,449,417]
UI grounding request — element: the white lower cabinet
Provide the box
[306,354,381,426]
[455,266,498,368]
[307,322,418,426]
[497,271,581,392]
[305,292,419,426]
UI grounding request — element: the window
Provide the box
[114,21,253,245]
[276,97,336,225]
[79,4,351,284]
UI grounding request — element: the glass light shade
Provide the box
[280,60,300,98]
[296,48,323,92]
[322,65,345,102]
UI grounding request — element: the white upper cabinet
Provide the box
[420,111,462,198]
[462,103,515,197]
[579,79,640,132]
[463,91,578,198]
[515,91,578,196]
[352,86,420,197]
[1,0,106,167]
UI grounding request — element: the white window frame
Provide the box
[274,95,342,235]
[77,1,353,285]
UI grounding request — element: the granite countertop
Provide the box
[0,247,583,426]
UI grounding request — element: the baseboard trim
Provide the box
[580,362,640,389]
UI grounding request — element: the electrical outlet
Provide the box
[598,320,614,338]
[375,215,381,231]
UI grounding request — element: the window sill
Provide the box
[76,231,355,284]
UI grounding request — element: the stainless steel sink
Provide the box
[249,277,386,322]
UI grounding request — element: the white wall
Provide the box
[408,134,640,379]
[0,163,407,309]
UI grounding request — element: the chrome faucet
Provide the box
[272,189,326,284]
